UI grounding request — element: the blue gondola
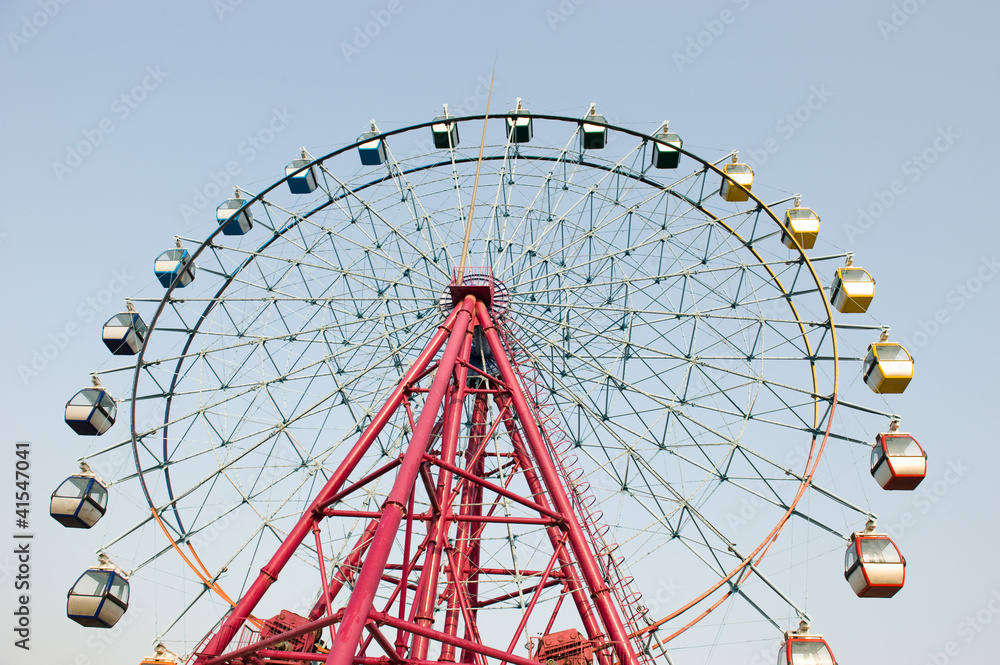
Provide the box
[50,466,108,529]
[358,121,386,165]
[506,98,533,144]
[581,103,607,150]
[651,121,682,169]
[65,379,116,436]
[67,558,129,628]
[216,193,253,235]
[286,150,319,194]
[102,304,147,355]
[153,241,196,288]
[432,104,460,149]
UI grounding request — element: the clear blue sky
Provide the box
[2,1,998,663]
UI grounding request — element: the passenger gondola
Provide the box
[863,331,913,393]
[829,256,875,313]
[581,103,607,150]
[871,420,927,490]
[720,154,754,202]
[844,519,906,598]
[216,191,253,236]
[506,98,533,143]
[50,463,108,528]
[431,104,459,149]
[153,240,196,288]
[357,121,387,165]
[65,377,116,436]
[651,121,682,169]
[778,621,837,665]
[102,302,147,355]
[67,555,130,628]
[285,149,319,194]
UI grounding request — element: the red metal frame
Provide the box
[190,276,642,665]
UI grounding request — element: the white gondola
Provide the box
[506,98,533,143]
[581,103,607,150]
[102,302,147,355]
[357,120,386,165]
[67,555,129,628]
[286,148,319,194]
[65,377,116,436]
[153,240,196,288]
[863,331,913,394]
[431,104,460,149]
[720,154,754,202]
[780,197,820,250]
[844,519,905,598]
[50,463,108,529]
[871,420,926,490]
[829,255,875,313]
[651,120,682,169]
[778,621,837,665]
[216,191,253,236]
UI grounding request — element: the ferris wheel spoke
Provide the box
[383,142,461,270]
[324,170,454,281]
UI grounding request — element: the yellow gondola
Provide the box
[863,331,913,393]
[829,256,875,313]
[781,197,820,250]
[720,154,753,202]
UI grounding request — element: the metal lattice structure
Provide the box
[68,108,909,664]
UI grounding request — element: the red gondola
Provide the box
[871,420,927,490]
[778,621,837,664]
[844,520,905,598]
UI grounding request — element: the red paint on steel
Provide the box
[324,296,476,665]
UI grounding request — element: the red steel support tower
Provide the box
[191,269,643,665]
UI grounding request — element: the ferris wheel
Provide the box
[53,99,925,665]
